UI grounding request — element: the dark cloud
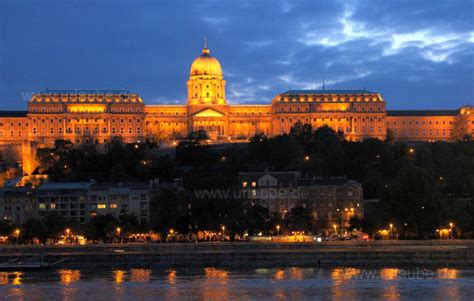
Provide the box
[0,0,472,110]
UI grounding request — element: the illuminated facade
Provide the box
[0,43,473,172]
[238,171,363,228]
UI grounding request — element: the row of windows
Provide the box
[0,122,28,127]
[280,117,384,123]
[277,106,382,113]
[392,129,450,136]
[0,131,23,138]
[279,125,383,134]
[31,107,143,113]
[32,127,142,135]
[32,118,143,123]
[279,96,380,102]
[389,120,453,126]
[193,92,221,98]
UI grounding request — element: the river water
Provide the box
[0,267,473,300]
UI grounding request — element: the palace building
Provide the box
[0,43,473,173]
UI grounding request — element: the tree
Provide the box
[349,216,362,230]
[187,130,209,146]
[380,165,446,238]
[452,114,468,141]
[286,206,313,232]
[85,214,118,242]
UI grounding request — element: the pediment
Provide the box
[193,108,225,117]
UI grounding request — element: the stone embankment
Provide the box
[0,240,472,268]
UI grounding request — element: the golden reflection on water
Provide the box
[437,268,459,279]
[0,272,10,285]
[331,268,360,281]
[201,268,229,301]
[274,269,285,280]
[59,269,80,285]
[381,268,399,280]
[167,269,176,285]
[114,270,126,284]
[331,268,361,300]
[0,272,23,285]
[383,285,400,301]
[289,267,302,280]
[436,268,460,300]
[130,268,151,282]
[166,269,179,299]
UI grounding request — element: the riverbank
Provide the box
[0,240,472,268]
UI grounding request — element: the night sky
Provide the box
[0,0,473,110]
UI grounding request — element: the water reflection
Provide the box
[201,268,229,300]
[0,273,8,285]
[274,269,285,280]
[0,267,471,300]
[0,272,23,285]
[289,267,302,280]
[381,268,399,280]
[437,268,460,300]
[331,268,360,281]
[58,269,81,285]
[130,268,151,282]
[331,268,361,300]
[167,269,176,285]
[383,285,400,301]
[114,269,126,284]
[437,268,459,279]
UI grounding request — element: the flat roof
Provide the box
[387,110,459,116]
[0,111,28,118]
[36,89,135,95]
[281,89,377,95]
[38,182,93,190]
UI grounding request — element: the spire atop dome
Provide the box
[202,37,210,55]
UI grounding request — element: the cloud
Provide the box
[0,0,472,110]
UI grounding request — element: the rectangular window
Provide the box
[97,204,106,209]
[110,203,117,209]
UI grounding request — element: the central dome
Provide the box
[190,46,223,78]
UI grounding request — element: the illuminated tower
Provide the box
[187,40,226,106]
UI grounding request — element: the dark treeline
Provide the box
[4,124,472,239]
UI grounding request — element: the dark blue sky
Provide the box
[0,0,473,110]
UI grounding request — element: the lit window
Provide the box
[110,203,117,209]
[98,204,106,209]
[242,182,248,188]
[50,203,56,209]
[39,203,46,209]
[251,182,257,187]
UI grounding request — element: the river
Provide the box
[0,267,473,300]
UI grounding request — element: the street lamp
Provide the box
[389,223,393,239]
[221,225,226,240]
[449,223,454,239]
[116,227,121,243]
[276,224,280,236]
[14,229,20,244]
[65,228,71,236]
[304,155,310,161]
[333,224,337,235]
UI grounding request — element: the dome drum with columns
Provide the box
[187,41,226,106]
